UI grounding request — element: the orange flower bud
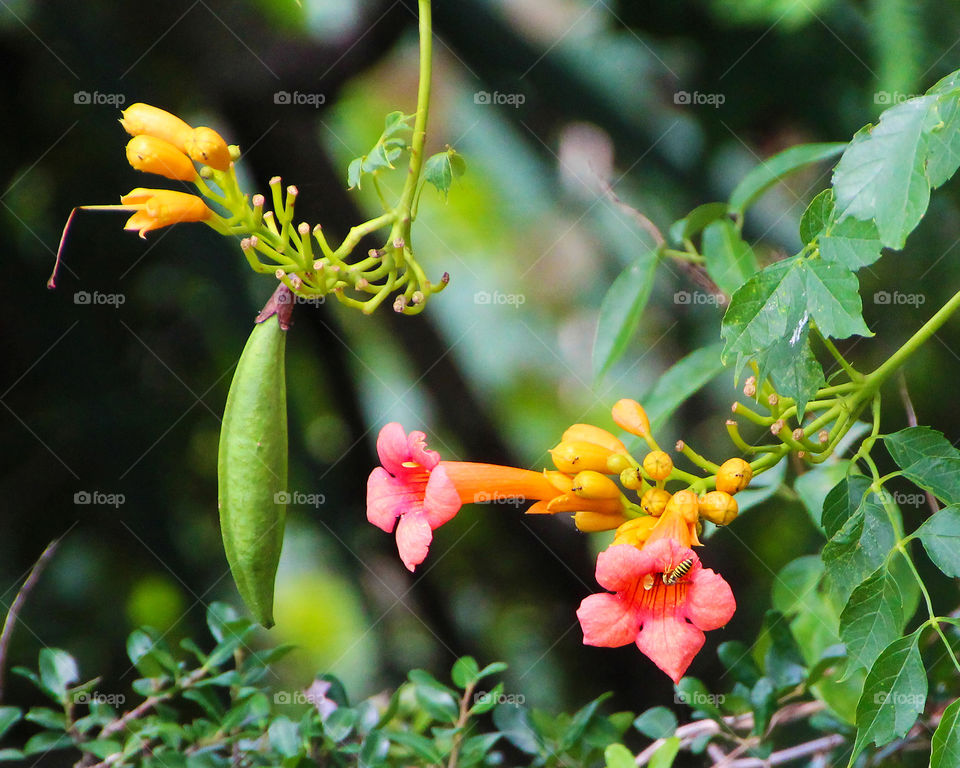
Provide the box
[574,509,630,532]
[549,441,616,474]
[120,103,193,150]
[612,399,650,437]
[699,491,739,526]
[640,487,671,516]
[716,458,752,494]
[561,424,627,454]
[542,470,574,493]
[612,516,658,547]
[120,188,212,239]
[642,450,673,481]
[546,493,623,514]
[664,489,699,523]
[572,471,621,499]
[125,135,196,181]
[185,126,231,171]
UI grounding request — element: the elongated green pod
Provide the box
[217,287,291,628]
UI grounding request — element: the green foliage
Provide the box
[347,111,414,190]
[592,244,659,378]
[422,147,466,198]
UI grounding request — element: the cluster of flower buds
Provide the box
[52,103,447,314]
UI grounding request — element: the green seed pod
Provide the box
[217,287,291,628]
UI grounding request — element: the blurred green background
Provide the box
[3,0,960,736]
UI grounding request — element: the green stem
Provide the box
[814,328,863,381]
[395,0,433,235]
[865,287,960,392]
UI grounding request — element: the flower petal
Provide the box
[367,467,433,533]
[376,422,413,475]
[577,593,639,647]
[594,544,659,592]
[406,430,441,471]
[423,464,461,528]
[684,567,736,631]
[396,512,434,572]
[635,613,705,683]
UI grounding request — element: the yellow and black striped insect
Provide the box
[662,558,694,585]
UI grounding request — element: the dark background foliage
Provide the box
[2,0,959,743]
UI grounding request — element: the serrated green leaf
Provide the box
[932,697,960,768]
[821,216,883,271]
[833,96,938,249]
[633,707,677,739]
[668,202,728,244]
[927,90,960,188]
[916,505,960,577]
[731,142,846,215]
[643,342,725,432]
[423,149,465,198]
[821,475,871,538]
[347,157,363,190]
[822,491,898,604]
[721,257,806,363]
[852,632,926,760]
[801,260,872,339]
[794,462,851,533]
[762,333,824,418]
[702,220,758,296]
[839,566,904,673]
[593,246,659,379]
[885,426,960,505]
[800,189,833,243]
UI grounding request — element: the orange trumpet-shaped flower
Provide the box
[367,423,564,571]
[119,189,213,239]
[120,103,193,150]
[126,136,197,181]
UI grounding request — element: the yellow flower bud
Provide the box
[640,487,671,516]
[664,489,699,523]
[716,458,752,494]
[699,491,739,526]
[619,467,645,491]
[549,441,616,474]
[120,103,193,150]
[125,135,196,181]
[571,471,621,499]
[575,509,629,532]
[606,453,633,474]
[613,516,658,547]
[642,450,673,481]
[612,399,651,437]
[120,188,213,239]
[185,126,231,171]
[561,424,627,454]
[542,470,574,493]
